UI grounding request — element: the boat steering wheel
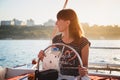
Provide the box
[37,43,83,75]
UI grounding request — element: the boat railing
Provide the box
[90,46,120,49]
[88,62,120,72]
[88,62,120,78]
[88,72,120,79]
[88,63,120,79]
[89,46,120,77]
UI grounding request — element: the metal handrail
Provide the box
[90,46,120,49]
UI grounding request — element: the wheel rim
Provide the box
[37,43,83,75]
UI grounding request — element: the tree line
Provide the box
[82,23,120,39]
[0,24,120,40]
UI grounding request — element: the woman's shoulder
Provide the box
[80,36,89,42]
[80,36,91,46]
[53,34,61,39]
[52,34,62,43]
[74,36,90,46]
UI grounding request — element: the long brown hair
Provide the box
[57,9,84,40]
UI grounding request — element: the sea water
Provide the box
[0,40,120,68]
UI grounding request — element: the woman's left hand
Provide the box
[78,65,88,77]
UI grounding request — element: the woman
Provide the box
[38,9,90,79]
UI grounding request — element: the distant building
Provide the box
[1,20,12,26]
[26,19,34,26]
[43,19,55,27]
[12,19,22,26]
[1,19,23,26]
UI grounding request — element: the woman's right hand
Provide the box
[38,50,45,61]
[78,65,88,77]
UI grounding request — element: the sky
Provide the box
[0,0,120,25]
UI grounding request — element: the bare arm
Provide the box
[78,43,89,77]
[81,43,89,67]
